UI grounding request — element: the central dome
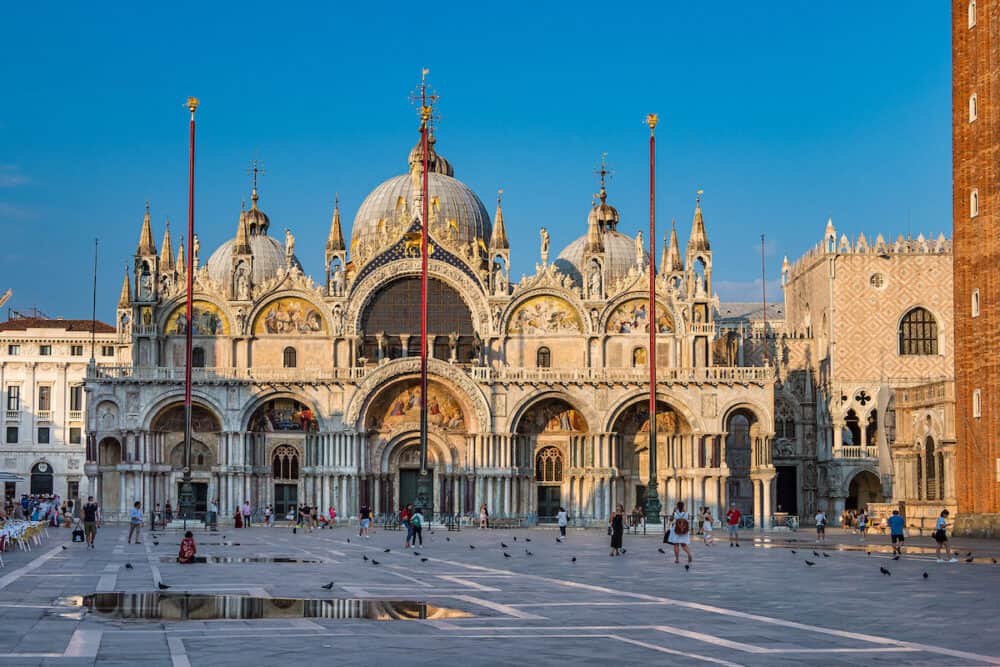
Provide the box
[350,138,491,254]
[555,230,646,287]
[206,234,302,285]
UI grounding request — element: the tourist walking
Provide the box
[82,496,100,549]
[556,506,568,538]
[702,511,715,546]
[933,509,958,563]
[815,508,827,542]
[242,501,252,528]
[165,502,173,523]
[857,509,869,541]
[264,505,273,527]
[402,504,414,547]
[177,531,197,564]
[479,503,489,529]
[609,503,625,556]
[725,502,741,547]
[888,509,905,555]
[411,508,425,546]
[128,501,143,544]
[359,503,372,538]
[669,501,693,564]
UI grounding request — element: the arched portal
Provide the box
[611,400,689,512]
[725,408,763,517]
[847,470,883,510]
[248,398,317,432]
[271,444,300,518]
[515,397,587,520]
[30,461,53,496]
[150,403,222,517]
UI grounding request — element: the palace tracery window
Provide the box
[898,307,938,356]
[272,445,300,480]
[775,402,796,440]
[535,446,563,483]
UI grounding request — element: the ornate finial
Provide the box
[335,192,340,209]
[497,188,503,206]
[594,153,613,203]
[247,157,265,206]
[645,113,658,134]
[410,68,440,131]
[186,96,200,113]
[696,189,704,205]
[144,200,150,216]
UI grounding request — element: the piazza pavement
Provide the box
[0,521,998,666]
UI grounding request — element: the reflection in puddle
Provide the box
[751,538,999,563]
[68,593,473,621]
[158,556,324,564]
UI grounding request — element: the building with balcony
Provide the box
[84,124,778,526]
[0,317,120,504]
[719,220,954,523]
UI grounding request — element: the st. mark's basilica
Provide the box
[77,115,955,529]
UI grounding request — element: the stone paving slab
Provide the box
[0,524,998,665]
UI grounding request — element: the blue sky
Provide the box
[0,2,950,321]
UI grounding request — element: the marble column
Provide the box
[753,478,762,529]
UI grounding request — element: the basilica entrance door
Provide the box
[537,485,561,521]
[274,483,297,519]
[176,482,208,518]
[775,466,798,514]
[398,469,433,514]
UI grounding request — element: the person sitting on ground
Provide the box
[177,531,197,564]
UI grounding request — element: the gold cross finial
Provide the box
[594,153,613,201]
[645,113,658,134]
[410,68,440,130]
[696,189,704,205]
[497,188,504,206]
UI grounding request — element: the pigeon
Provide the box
[158,582,171,590]
[966,551,973,557]
[684,564,690,571]
[61,545,67,550]
[790,549,797,554]
[501,542,509,548]
[513,536,517,542]
[363,555,369,561]
[805,560,815,566]
[880,566,891,576]
[292,528,297,534]
[371,559,380,565]
[445,537,450,542]
[813,551,821,557]
[922,572,929,579]
[992,558,998,564]
[525,550,533,556]
[892,555,900,561]
[822,553,830,558]
[124,563,134,570]
[223,535,227,539]
[525,538,531,542]
[321,582,334,590]
[503,552,511,558]
[347,538,351,543]
[556,537,562,543]
[658,548,666,554]
[153,541,159,546]
[965,556,974,563]
[469,545,475,550]
[421,558,428,562]
[866,551,871,556]
[621,548,627,554]
[413,551,421,556]
[383,548,391,553]
[571,557,577,562]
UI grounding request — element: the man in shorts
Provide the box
[887,509,905,555]
[725,502,741,547]
[815,509,827,542]
[82,496,100,549]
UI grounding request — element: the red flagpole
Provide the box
[418,72,432,502]
[645,113,662,524]
[181,96,199,522]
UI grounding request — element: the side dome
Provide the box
[350,172,492,253]
[555,230,647,287]
[206,234,302,285]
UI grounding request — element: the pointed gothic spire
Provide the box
[118,267,131,308]
[326,195,346,253]
[176,236,186,276]
[687,191,710,252]
[233,206,252,255]
[664,219,683,272]
[136,201,157,256]
[490,190,510,250]
[159,220,174,271]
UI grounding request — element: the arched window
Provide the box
[970,0,977,28]
[272,445,300,480]
[192,347,205,368]
[632,347,647,367]
[971,189,979,217]
[899,307,938,355]
[536,346,551,368]
[534,446,563,483]
[283,346,297,368]
[973,389,982,418]
[970,93,978,122]
[775,402,796,440]
[843,409,861,446]
[972,288,981,317]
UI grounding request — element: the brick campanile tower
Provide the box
[953,0,1000,535]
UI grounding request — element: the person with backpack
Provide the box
[668,501,693,564]
[411,508,425,547]
[401,504,414,547]
[815,508,828,542]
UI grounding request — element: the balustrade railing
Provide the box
[36,410,52,423]
[838,445,879,459]
[68,410,83,422]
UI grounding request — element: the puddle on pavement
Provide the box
[59,593,473,622]
[158,556,324,564]
[750,538,999,563]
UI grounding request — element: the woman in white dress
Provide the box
[668,501,693,564]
